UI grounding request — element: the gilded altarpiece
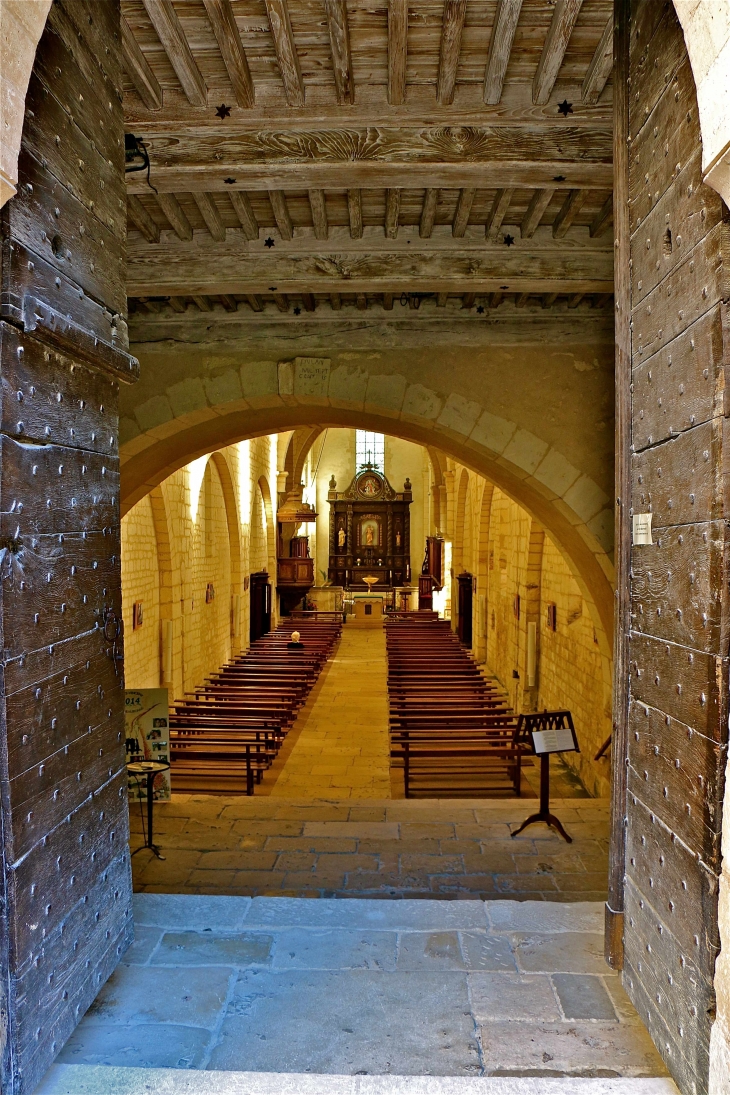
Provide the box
[328,467,412,589]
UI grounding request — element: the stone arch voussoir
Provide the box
[121,357,615,639]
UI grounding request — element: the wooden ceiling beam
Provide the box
[420,188,439,239]
[486,187,514,240]
[582,17,614,104]
[437,292,448,307]
[124,85,612,132]
[301,293,316,312]
[515,292,529,307]
[484,0,523,105]
[309,189,328,240]
[128,195,160,242]
[121,15,162,110]
[264,0,304,108]
[568,293,584,308]
[325,0,354,106]
[388,0,408,106]
[193,193,226,242]
[329,292,342,310]
[168,296,187,313]
[521,188,555,238]
[383,293,394,310]
[229,191,259,240]
[193,296,212,311]
[128,161,612,195]
[156,193,192,240]
[274,293,289,312]
[590,194,613,237]
[437,1,467,106]
[533,0,584,106]
[552,188,587,238]
[452,188,476,238]
[220,294,238,311]
[246,294,263,312]
[357,293,368,311]
[542,292,558,307]
[347,189,363,239]
[202,0,254,109]
[385,188,401,240]
[142,0,207,107]
[462,293,476,309]
[490,292,503,307]
[268,189,293,239]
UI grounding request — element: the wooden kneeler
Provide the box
[511,710,579,844]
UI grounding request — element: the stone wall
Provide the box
[446,464,613,797]
[122,437,276,700]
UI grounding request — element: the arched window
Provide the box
[356,430,384,471]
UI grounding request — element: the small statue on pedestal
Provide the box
[329,474,337,490]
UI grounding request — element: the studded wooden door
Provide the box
[0,3,138,1092]
[610,3,730,1093]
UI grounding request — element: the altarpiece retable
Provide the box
[327,465,412,589]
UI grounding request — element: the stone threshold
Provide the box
[35,1064,680,1094]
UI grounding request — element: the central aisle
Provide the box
[270,625,392,799]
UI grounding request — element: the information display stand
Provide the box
[127,760,171,859]
[511,711,579,844]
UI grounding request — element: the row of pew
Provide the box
[169,617,342,794]
[386,613,523,797]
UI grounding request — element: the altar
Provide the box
[349,593,384,628]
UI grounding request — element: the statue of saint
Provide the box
[404,477,412,491]
[338,527,346,548]
[395,530,401,548]
[329,474,337,490]
[366,525,374,545]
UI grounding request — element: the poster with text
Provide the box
[125,688,171,801]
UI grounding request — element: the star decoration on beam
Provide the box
[268,287,277,292]
[503,234,515,246]
[553,174,566,182]
[293,306,301,315]
[223,177,236,184]
[557,100,573,116]
[216,104,232,119]
[476,305,485,314]
[264,237,275,248]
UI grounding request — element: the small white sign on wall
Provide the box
[632,512,653,546]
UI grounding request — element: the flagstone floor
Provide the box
[36,894,671,1087]
[130,796,610,901]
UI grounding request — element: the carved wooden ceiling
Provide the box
[123,0,614,320]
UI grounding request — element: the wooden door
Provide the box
[0,4,137,1092]
[457,574,473,647]
[250,572,271,642]
[611,3,729,1092]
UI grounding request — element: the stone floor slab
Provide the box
[56,1024,210,1070]
[487,903,605,934]
[150,930,274,967]
[478,1021,669,1077]
[207,969,481,1075]
[242,897,489,931]
[132,893,251,930]
[271,928,397,970]
[511,934,607,975]
[469,974,561,1022]
[81,965,232,1030]
[552,975,618,1021]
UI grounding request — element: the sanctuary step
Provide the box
[386,617,522,797]
[169,618,341,794]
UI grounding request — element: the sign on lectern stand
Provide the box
[511,710,579,843]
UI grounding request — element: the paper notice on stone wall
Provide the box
[632,512,653,545]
